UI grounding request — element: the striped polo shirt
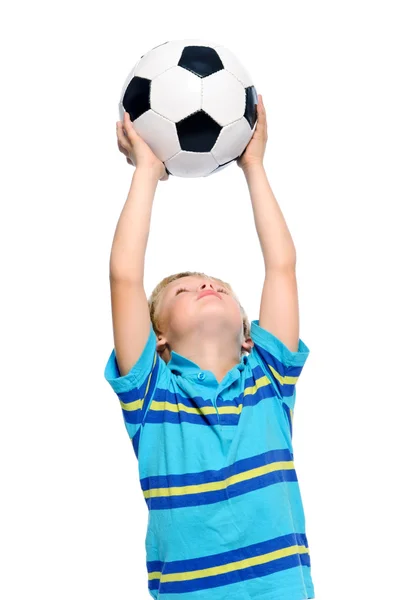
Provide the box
[104,319,315,600]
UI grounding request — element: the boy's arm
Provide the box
[243,163,299,354]
[108,167,160,377]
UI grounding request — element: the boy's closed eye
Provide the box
[175,287,228,295]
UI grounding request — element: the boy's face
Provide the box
[156,275,244,343]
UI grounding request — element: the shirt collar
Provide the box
[166,349,248,376]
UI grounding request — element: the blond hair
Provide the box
[148,271,251,357]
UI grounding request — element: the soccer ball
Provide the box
[119,39,258,178]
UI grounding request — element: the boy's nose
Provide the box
[199,283,215,291]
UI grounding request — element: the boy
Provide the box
[104,96,315,599]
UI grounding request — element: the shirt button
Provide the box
[197,372,205,380]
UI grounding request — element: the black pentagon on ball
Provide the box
[177,111,222,152]
[122,76,151,121]
[244,86,258,130]
[178,46,224,78]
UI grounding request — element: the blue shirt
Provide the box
[104,319,315,600]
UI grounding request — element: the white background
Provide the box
[1,1,398,598]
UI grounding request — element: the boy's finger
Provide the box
[124,111,135,128]
[117,121,129,142]
[117,133,131,155]
[257,97,266,123]
[124,112,139,140]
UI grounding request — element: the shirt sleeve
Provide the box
[104,323,164,455]
[250,319,310,411]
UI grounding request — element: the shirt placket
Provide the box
[196,370,221,428]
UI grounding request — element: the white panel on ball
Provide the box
[202,70,246,127]
[133,110,181,163]
[151,67,202,123]
[165,151,219,178]
[133,41,186,80]
[212,118,253,165]
[213,45,255,88]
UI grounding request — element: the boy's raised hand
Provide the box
[237,94,268,170]
[116,112,169,181]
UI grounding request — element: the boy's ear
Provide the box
[242,337,254,353]
[156,335,167,354]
